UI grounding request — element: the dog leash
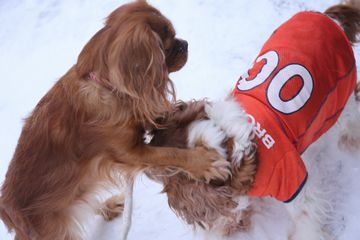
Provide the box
[120,179,134,240]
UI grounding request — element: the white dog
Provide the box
[197,2,360,239]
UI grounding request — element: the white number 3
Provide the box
[237,50,313,114]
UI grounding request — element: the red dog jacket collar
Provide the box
[233,12,357,202]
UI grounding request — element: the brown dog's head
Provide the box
[76,0,188,125]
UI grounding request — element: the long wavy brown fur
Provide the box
[148,100,257,232]
[0,1,229,239]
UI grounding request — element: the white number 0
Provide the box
[237,50,313,114]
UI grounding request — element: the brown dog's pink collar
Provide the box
[88,72,116,92]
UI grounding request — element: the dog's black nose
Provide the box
[181,40,188,51]
[177,39,188,52]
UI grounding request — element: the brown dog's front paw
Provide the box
[99,195,125,221]
[188,147,231,182]
[204,156,232,183]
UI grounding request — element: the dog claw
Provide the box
[206,159,231,182]
[189,147,231,182]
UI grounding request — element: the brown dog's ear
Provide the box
[76,1,176,125]
[107,23,174,125]
[76,26,111,80]
[108,23,166,96]
[76,14,175,126]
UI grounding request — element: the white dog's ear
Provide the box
[205,99,254,167]
[187,119,227,158]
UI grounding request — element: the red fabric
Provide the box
[232,12,357,202]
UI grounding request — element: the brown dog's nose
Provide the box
[180,40,188,51]
[176,39,188,52]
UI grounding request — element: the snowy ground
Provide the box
[1,0,359,239]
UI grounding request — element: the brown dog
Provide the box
[0,1,230,239]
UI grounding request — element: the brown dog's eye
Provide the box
[163,26,169,36]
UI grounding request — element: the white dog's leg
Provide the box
[119,180,134,240]
[285,141,338,240]
[285,186,332,240]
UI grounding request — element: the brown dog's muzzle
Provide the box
[166,38,188,72]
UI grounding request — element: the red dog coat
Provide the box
[232,12,357,202]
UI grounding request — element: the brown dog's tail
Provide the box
[325,0,360,44]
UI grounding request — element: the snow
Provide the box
[0,0,359,239]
